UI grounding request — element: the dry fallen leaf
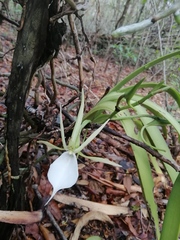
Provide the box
[70,211,113,240]
[25,223,41,240]
[54,193,131,215]
[88,173,142,193]
[123,174,132,194]
[124,216,138,237]
[39,224,56,240]
[48,201,61,220]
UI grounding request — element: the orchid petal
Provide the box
[45,151,78,205]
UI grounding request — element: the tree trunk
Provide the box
[0,0,51,238]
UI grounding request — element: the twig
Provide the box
[50,59,57,104]
[23,109,37,129]
[32,184,68,240]
[65,0,77,10]
[112,1,180,37]
[151,0,169,111]
[62,109,75,123]
[102,125,180,172]
[0,12,19,27]
[62,95,79,108]
[50,0,89,23]
[50,9,76,22]
[75,12,96,98]
[46,208,68,240]
[34,70,43,106]
[17,0,27,31]
[45,74,79,93]
[68,14,84,90]
[0,48,15,58]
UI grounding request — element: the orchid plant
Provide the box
[38,89,121,205]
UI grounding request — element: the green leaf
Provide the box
[110,50,180,92]
[141,0,147,4]
[134,104,178,183]
[125,78,145,107]
[86,236,102,240]
[140,119,168,148]
[120,111,160,239]
[174,10,180,25]
[118,82,180,107]
[160,173,180,240]
[137,97,180,135]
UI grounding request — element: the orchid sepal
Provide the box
[74,119,109,153]
[37,140,63,151]
[69,89,85,148]
[79,152,121,168]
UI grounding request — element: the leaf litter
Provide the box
[0,21,176,240]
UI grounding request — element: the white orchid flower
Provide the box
[38,89,120,205]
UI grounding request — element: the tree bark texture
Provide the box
[0,0,59,238]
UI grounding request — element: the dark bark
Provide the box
[1,0,51,238]
[115,0,131,29]
[6,0,49,201]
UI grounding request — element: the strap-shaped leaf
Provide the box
[160,173,180,240]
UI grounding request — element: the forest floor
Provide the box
[0,21,179,240]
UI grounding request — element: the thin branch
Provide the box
[32,184,68,240]
[50,6,75,23]
[0,47,15,59]
[46,208,68,240]
[112,1,180,37]
[17,0,27,31]
[102,125,180,172]
[75,12,96,68]
[50,59,57,104]
[50,0,89,23]
[64,0,77,10]
[45,74,79,93]
[0,12,19,27]
[68,14,84,90]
